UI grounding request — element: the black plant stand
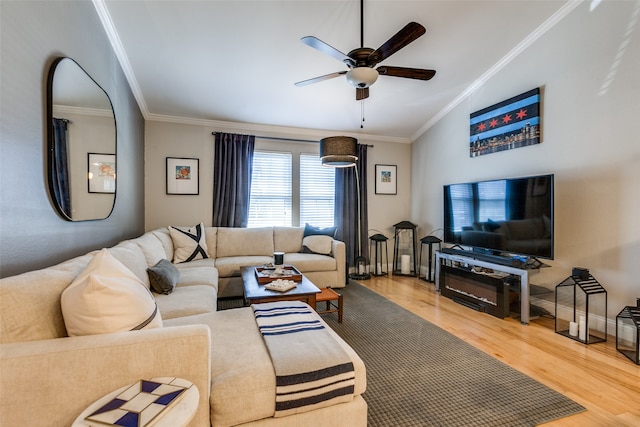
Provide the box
[369,233,389,276]
[419,235,441,282]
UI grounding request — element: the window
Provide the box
[247,151,292,227]
[300,153,335,227]
[247,150,335,228]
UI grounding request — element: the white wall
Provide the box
[411,1,640,316]
[145,121,412,244]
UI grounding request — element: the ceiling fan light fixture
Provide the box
[346,67,379,88]
[320,136,358,167]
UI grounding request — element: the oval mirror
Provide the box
[46,57,116,221]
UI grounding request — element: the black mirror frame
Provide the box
[46,57,117,221]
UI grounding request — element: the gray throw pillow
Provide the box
[147,259,180,295]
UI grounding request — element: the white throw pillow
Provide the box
[302,235,333,255]
[169,223,210,263]
[61,249,163,336]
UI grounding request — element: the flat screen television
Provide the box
[443,174,554,260]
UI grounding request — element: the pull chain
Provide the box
[361,100,365,128]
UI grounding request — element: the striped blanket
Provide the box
[251,301,355,417]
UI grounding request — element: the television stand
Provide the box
[436,250,534,324]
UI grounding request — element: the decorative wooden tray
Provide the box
[255,265,302,284]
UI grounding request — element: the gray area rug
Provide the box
[319,282,585,427]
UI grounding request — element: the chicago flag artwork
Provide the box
[470,88,541,157]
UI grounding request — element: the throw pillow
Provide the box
[169,223,209,263]
[303,223,337,238]
[61,249,163,337]
[147,259,180,295]
[301,235,333,255]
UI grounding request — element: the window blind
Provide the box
[247,151,292,227]
[299,153,335,227]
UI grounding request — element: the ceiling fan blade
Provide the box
[367,22,426,66]
[301,36,355,67]
[294,71,347,87]
[356,87,369,100]
[377,66,436,80]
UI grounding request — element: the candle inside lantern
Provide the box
[578,315,587,341]
[401,255,410,274]
[569,321,578,337]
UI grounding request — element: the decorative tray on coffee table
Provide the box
[255,265,302,284]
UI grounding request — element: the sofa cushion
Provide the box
[216,227,274,257]
[151,228,174,259]
[174,266,219,291]
[0,253,93,343]
[61,249,163,337]
[108,241,151,288]
[155,285,216,320]
[164,309,275,426]
[215,256,273,278]
[173,258,217,270]
[204,227,218,259]
[147,259,180,295]
[169,223,210,263]
[132,232,167,267]
[274,226,304,253]
[284,253,337,272]
[163,307,366,426]
[301,235,333,255]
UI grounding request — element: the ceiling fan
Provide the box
[295,0,436,100]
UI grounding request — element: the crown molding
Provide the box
[92,0,149,117]
[146,113,411,144]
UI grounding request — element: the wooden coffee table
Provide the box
[241,266,320,307]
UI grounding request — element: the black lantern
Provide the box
[616,301,640,364]
[555,270,607,344]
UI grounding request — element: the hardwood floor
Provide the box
[356,275,640,426]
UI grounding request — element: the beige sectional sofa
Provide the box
[0,226,365,427]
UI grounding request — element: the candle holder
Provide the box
[273,251,284,275]
[616,302,640,365]
[392,220,417,276]
[555,269,607,344]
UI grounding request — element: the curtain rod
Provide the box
[211,132,373,146]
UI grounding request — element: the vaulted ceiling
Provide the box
[99,0,574,142]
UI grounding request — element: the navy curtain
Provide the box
[335,144,369,267]
[212,132,255,227]
[52,118,71,218]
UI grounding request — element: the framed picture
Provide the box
[375,164,397,195]
[166,157,199,195]
[88,153,116,193]
[469,87,541,157]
